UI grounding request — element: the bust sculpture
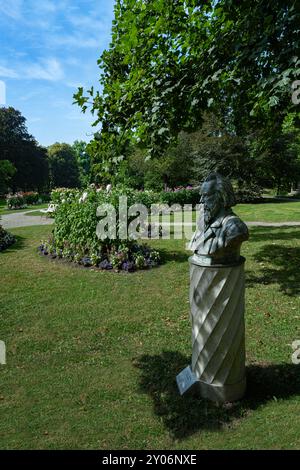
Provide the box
[176,172,249,401]
[189,173,249,265]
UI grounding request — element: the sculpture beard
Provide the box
[203,195,221,228]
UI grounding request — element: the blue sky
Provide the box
[0,0,115,146]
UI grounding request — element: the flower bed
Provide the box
[38,240,160,272]
[41,186,161,272]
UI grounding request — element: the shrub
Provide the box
[50,187,79,205]
[23,191,39,205]
[6,193,26,209]
[159,188,200,206]
[235,184,263,204]
[42,186,161,272]
[6,191,47,208]
[0,222,15,251]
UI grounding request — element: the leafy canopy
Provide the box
[74,0,300,178]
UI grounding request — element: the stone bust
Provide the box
[189,173,249,265]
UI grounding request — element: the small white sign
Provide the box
[0,341,6,365]
[176,366,197,395]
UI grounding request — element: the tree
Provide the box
[74,0,300,178]
[47,143,81,189]
[251,113,300,193]
[72,140,91,187]
[126,131,196,190]
[0,107,49,192]
[0,160,16,195]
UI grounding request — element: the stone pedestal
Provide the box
[188,255,246,402]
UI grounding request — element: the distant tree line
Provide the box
[1,106,299,197]
[0,107,91,196]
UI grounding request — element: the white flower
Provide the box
[106,184,112,192]
[79,191,88,203]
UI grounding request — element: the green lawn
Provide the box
[235,201,300,222]
[24,210,51,217]
[0,225,300,449]
[154,201,300,225]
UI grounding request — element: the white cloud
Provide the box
[0,0,23,20]
[25,58,64,81]
[0,65,19,78]
[67,14,107,32]
[49,33,102,49]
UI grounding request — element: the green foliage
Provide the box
[250,113,300,193]
[6,193,27,209]
[0,221,15,251]
[0,160,16,195]
[48,186,161,271]
[159,188,199,206]
[6,191,43,209]
[0,107,49,192]
[74,0,300,172]
[47,143,81,189]
[72,140,91,187]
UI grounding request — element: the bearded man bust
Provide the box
[189,173,249,266]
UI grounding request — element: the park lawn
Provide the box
[0,203,48,216]
[235,201,300,222]
[0,225,300,450]
[154,201,300,225]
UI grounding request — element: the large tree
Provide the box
[0,107,49,192]
[47,143,81,189]
[75,0,300,179]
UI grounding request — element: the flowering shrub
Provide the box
[50,188,79,205]
[50,186,199,210]
[6,191,47,209]
[0,223,15,251]
[22,191,39,205]
[6,193,27,209]
[41,185,161,272]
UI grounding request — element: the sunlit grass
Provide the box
[0,225,300,449]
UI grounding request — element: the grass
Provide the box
[0,225,300,449]
[153,201,300,225]
[235,201,300,222]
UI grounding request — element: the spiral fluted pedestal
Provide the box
[189,255,246,402]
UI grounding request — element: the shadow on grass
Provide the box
[159,247,188,264]
[0,235,25,253]
[246,243,300,296]
[134,351,300,440]
[258,197,300,204]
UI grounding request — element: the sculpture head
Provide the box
[200,173,236,226]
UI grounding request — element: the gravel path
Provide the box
[1,210,300,230]
[1,210,54,229]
